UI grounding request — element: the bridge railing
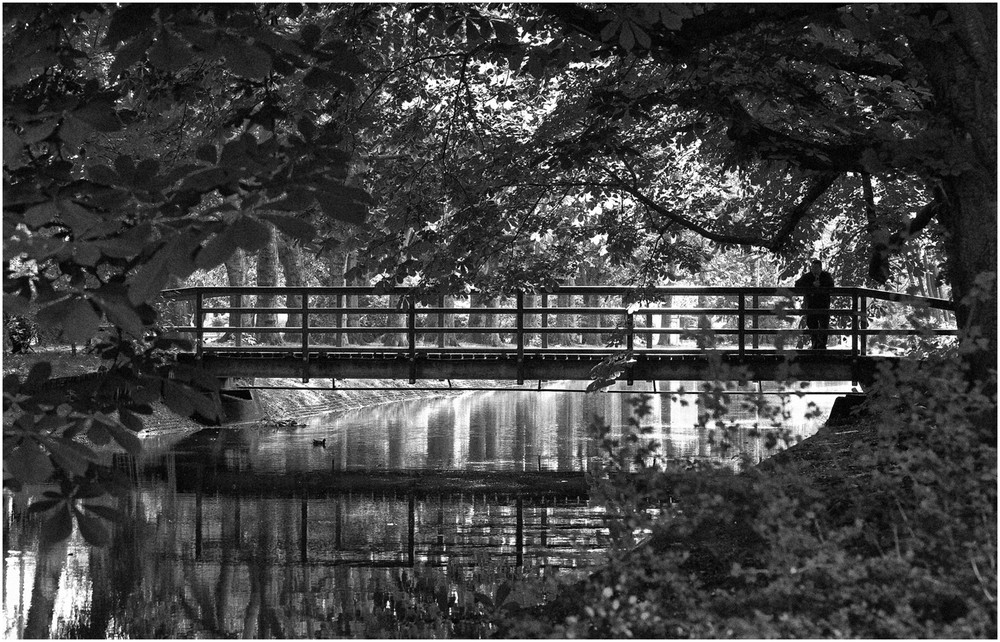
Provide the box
[157,286,957,360]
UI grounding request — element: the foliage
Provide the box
[3,313,36,353]
[3,2,994,554]
[498,347,996,637]
[348,3,994,372]
[3,4,369,542]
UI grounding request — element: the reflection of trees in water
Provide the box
[386,411,405,469]
[426,404,456,468]
[468,400,499,464]
[9,482,603,638]
[22,539,66,638]
[574,389,826,467]
[283,387,826,474]
[7,389,834,637]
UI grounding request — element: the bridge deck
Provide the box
[182,349,898,385]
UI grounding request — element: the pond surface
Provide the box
[4,382,844,638]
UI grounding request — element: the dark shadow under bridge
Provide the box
[160,286,957,386]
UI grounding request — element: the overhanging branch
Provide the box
[769,173,840,251]
[887,192,941,250]
[600,165,838,251]
[867,180,943,284]
[542,4,844,60]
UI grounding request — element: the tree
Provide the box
[534,3,995,373]
[350,4,993,377]
[253,223,279,344]
[221,249,245,343]
[276,231,304,343]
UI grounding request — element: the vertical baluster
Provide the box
[752,294,759,350]
[645,309,653,348]
[541,293,549,349]
[625,294,634,385]
[301,290,309,382]
[625,294,634,353]
[738,293,746,357]
[516,291,525,384]
[235,292,243,347]
[851,292,859,358]
[336,293,344,348]
[195,290,204,359]
[860,295,868,356]
[438,293,445,349]
[407,294,416,383]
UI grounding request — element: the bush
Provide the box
[499,355,997,638]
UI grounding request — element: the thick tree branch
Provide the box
[886,194,941,250]
[542,4,844,60]
[861,172,890,283]
[511,170,838,252]
[867,184,943,284]
[547,2,905,81]
[599,166,838,252]
[725,100,868,173]
[769,173,840,251]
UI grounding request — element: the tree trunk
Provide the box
[254,225,279,345]
[324,248,349,347]
[468,294,502,347]
[912,4,997,380]
[552,278,578,346]
[579,265,604,346]
[276,235,304,344]
[523,293,540,346]
[438,294,460,347]
[939,174,998,372]
[221,250,245,343]
[657,293,675,347]
[383,294,406,347]
[23,540,68,638]
[345,252,361,345]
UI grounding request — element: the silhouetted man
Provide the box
[794,259,835,349]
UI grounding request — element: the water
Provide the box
[3,382,843,638]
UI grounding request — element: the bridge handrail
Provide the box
[852,287,954,311]
[160,284,953,308]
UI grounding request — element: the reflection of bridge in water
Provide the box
[115,450,602,571]
[162,285,957,385]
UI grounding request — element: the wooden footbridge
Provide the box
[161,286,956,386]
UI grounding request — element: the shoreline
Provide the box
[4,353,857,457]
[138,378,467,434]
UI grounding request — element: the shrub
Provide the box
[499,354,996,638]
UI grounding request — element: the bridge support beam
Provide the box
[185,353,897,386]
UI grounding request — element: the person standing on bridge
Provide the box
[794,259,835,349]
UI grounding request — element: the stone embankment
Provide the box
[250,378,462,419]
[141,378,464,434]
